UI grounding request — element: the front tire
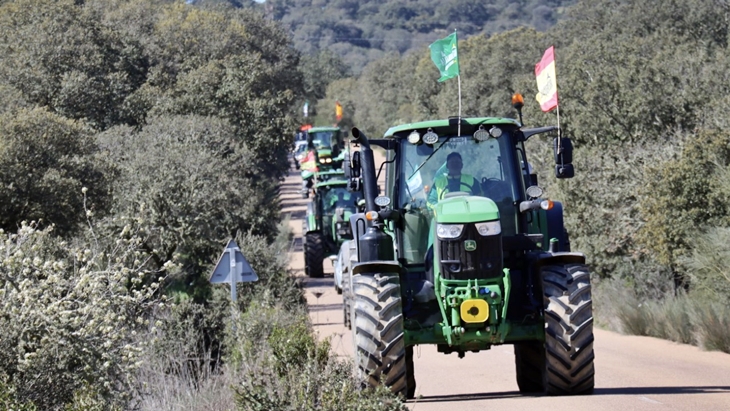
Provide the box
[514,341,546,393]
[542,264,595,395]
[352,273,411,398]
[304,232,324,278]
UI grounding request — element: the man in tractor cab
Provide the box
[426,152,481,211]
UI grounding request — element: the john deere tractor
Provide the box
[303,170,364,278]
[342,98,594,398]
[301,127,348,198]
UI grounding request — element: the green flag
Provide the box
[429,32,459,82]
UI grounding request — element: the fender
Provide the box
[544,201,570,252]
[352,260,401,276]
[530,251,586,270]
[304,201,319,234]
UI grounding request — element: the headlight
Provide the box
[474,221,501,236]
[437,224,464,239]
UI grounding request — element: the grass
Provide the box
[593,277,730,353]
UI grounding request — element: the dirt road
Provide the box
[280,164,730,411]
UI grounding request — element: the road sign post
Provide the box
[209,239,259,303]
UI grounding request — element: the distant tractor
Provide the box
[300,126,347,198]
[342,97,594,399]
[302,171,364,278]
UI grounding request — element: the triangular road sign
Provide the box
[209,239,258,284]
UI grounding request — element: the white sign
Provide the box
[209,240,258,301]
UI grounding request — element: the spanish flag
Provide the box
[535,46,558,112]
[335,101,343,122]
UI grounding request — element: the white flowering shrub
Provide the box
[0,221,165,409]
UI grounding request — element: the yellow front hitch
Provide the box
[460,299,489,323]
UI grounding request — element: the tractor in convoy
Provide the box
[302,170,364,278]
[341,96,594,398]
[299,126,346,198]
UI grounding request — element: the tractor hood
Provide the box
[435,195,500,224]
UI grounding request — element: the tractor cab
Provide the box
[305,126,346,171]
[393,121,527,266]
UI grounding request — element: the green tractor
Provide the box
[300,126,347,198]
[303,170,364,278]
[342,101,594,398]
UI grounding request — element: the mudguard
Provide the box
[531,251,586,269]
[304,202,318,233]
[544,201,570,252]
[352,260,401,276]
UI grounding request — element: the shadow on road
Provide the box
[285,209,307,221]
[298,276,335,289]
[311,321,343,327]
[409,391,526,403]
[289,236,303,253]
[593,386,730,395]
[411,385,730,404]
[308,303,343,312]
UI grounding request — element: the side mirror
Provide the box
[351,151,361,177]
[343,152,352,179]
[554,137,574,179]
[346,151,362,192]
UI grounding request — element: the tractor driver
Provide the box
[330,191,348,209]
[426,152,481,211]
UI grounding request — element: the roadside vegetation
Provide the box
[304,0,730,353]
[0,0,405,409]
[0,0,729,409]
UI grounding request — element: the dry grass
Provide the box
[594,277,730,353]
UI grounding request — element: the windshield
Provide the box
[322,187,362,213]
[397,133,522,263]
[309,131,334,149]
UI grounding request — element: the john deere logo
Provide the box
[464,240,477,251]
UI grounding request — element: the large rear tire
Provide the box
[304,232,324,278]
[352,273,412,399]
[514,341,546,393]
[542,264,595,395]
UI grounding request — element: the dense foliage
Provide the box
[254,0,576,74]
[2,0,730,408]
[316,0,730,299]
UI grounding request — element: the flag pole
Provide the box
[458,75,462,136]
[554,46,561,140]
[456,30,461,136]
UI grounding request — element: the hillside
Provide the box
[208,0,576,73]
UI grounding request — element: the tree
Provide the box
[0,0,148,129]
[97,115,280,300]
[0,107,112,236]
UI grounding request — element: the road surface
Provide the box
[280,161,730,411]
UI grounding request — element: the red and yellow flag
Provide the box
[535,46,558,112]
[335,101,343,122]
[300,149,318,172]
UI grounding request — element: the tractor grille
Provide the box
[438,224,503,280]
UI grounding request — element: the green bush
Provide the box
[229,304,406,411]
[0,373,37,411]
[0,221,163,409]
[0,107,112,236]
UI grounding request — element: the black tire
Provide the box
[542,264,595,395]
[304,232,325,278]
[342,267,352,329]
[514,341,546,393]
[352,273,412,398]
